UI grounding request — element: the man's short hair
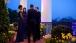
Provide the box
[30,4,34,8]
[36,7,39,10]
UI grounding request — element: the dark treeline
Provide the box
[52,17,76,28]
[52,17,76,22]
[8,8,76,23]
[8,8,18,23]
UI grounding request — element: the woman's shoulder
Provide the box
[18,10,22,13]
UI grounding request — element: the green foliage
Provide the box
[40,24,45,36]
[51,25,72,39]
[50,39,57,43]
[8,31,15,36]
[44,38,57,43]
[8,8,18,23]
[8,33,14,36]
[0,0,9,43]
[40,28,44,36]
[0,33,8,43]
[44,38,51,43]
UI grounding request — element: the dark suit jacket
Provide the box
[36,11,41,24]
[27,9,37,24]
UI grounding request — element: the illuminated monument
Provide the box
[20,0,52,34]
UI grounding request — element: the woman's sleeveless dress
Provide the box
[15,11,27,42]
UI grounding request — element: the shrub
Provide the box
[51,25,72,39]
[0,0,9,43]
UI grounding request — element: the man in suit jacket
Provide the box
[27,4,37,43]
[35,7,41,40]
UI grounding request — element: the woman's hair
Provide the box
[18,5,22,9]
[23,7,26,13]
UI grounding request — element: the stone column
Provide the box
[41,0,52,34]
[41,0,52,22]
[20,0,27,8]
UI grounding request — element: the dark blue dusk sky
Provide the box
[52,0,76,19]
[7,0,76,19]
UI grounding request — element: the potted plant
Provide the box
[8,30,15,42]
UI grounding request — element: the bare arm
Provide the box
[20,12,24,22]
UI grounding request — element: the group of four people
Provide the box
[15,4,41,43]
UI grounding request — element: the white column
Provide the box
[41,0,52,22]
[20,0,27,9]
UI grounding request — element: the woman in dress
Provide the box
[15,5,25,42]
[22,8,28,39]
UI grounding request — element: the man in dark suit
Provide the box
[27,4,37,43]
[35,7,41,40]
